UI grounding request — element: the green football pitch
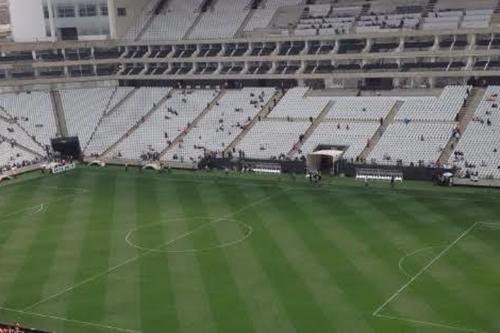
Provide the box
[1,167,499,333]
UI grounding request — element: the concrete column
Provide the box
[47,0,56,41]
[107,0,117,39]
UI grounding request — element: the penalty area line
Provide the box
[373,221,500,332]
[372,222,478,317]
[375,313,486,333]
[0,306,141,333]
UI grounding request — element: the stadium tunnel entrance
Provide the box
[307,149,344,174]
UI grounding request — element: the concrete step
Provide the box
[358,100,404,162]
[224,89,284,155]
[437,87,485,165]
[50,90,68,137]
[160,89,226,159]
[100,91,173,158]
[287,99,334,157]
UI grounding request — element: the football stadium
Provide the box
[0,0,500,332]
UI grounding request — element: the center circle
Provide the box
[125,217,253,253]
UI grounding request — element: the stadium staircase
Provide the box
[0,132,44,157]
[133,0,168,41]
[437,87,485,165]
[100,91,173,157]
[0,106,46,150]
[234,0,261,38]
[224,88,284,154]
[83,86,128,151]
[358,100,404,162]
[106,88,138,116]
[0,109,10,123]
[287,100,335,157]
[50,90,69,137]
[183,0,215,39]
[159,89,226,158]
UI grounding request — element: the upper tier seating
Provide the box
[165,87,275,163]
[188,0,250,39]
[0,92,58,147]
[109,89,218,160]
[61,87,134,148]
[244,0,301,32]
[124,0,160,40]
[450,86,500,179]
[139,0,206,40]
[85,88,169,156]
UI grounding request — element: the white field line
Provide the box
[23,191,284,311]
[0,306,141,333]
[373,222,479,316]
[397,246,441,279]
[124,218,253,254]
[375,221,500,332]
[376,313,486,333]
[1,204,44,222]
[84,169,497,203]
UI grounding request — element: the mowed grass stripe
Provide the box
[407,194,497,326]
[103,173,141,331]
[63,172,118,327]
[154,177,217,333]
[197,184,296,333]
[174,180,254,333]
[3,173,80,310]
[418,197,500,327]
[375,191,489,327]
[227,184,337,332]
[136,176,179,333]
[259,185,395,332]
[25,172,96,328]
[298,189,415,331]
[0,176,53,308]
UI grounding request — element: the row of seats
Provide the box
[236,120,310,160]
[0,139,40,171]
[395,85,470,121]
[368,122,454,166]
[109,89,219,160]
[299,121,380,161]
[85,87,169,155]
[61,87,134,148]
[0,91,58,147]
[450,86,500,179]
[165,87,276,162]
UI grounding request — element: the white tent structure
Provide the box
[306,149,344,172]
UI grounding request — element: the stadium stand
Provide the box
[137,0,206,40]
[164,87,275,163]
[108,89,218,160]
[236,120,310,159]
[0,92,58,147]
[85,87,169,156]
[61,87,135,148]
[368,122,454,166]
[450,86,500,179]
[187,0,250,39]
